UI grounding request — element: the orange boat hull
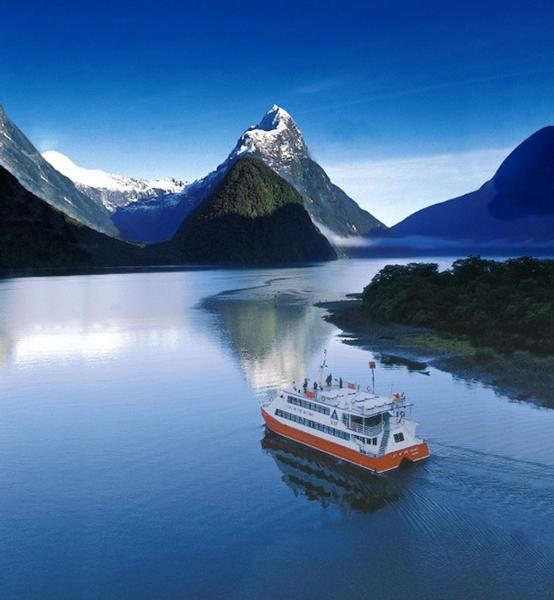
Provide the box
[262,407,430,473]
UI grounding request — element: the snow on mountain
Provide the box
[42,150,187,212]
[183,104,310,199]
[227,105,309,172]
[215,104,384,237]
[0,104,118,236]
[82,103,383,243]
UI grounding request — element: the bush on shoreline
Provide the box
[362,257,554,355]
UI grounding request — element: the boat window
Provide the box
[353,435,378,446]
[393,432,405,443]
[287,395,330,415]
[364,415,382,427]
[275,409,350,441]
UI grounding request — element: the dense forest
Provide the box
[362,257,554,355]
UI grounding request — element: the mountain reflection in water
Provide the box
[202,286,335,391]
[262,430,401,514]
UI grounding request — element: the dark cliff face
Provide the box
[391,126,554,244]
[0,166,146,271]
[0,165,92,270]
[162,157,337,264]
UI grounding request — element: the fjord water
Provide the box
[1,260,554,600]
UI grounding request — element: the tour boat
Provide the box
[261,359,430,474]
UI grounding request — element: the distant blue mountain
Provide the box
[488,126,554,220]
[388,126,554,249]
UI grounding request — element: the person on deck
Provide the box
[326,373,332,387]
[339,377,343,388]
[303,378,308,393]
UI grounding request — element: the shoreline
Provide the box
[316,298,554,409]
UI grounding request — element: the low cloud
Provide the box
[354,235,554,252]
[312,219,374,247]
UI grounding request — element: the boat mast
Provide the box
[369,360,376,394]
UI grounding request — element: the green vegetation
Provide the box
[204,156,303,219]
[169,157,336,263]
[361,257,554,355]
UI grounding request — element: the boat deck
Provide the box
[284,383,411,416]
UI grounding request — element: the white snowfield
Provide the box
[42,151,185,194]
[42,150,187,213]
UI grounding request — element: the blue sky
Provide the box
[1,0,553,225]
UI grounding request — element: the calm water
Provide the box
[1,259,553,599]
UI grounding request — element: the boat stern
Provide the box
[374,440,431,473]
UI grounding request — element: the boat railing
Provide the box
[348,422,383,437]
[349,400,412,417]
[289,387,412,417]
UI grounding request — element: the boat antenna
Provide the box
[319,349,328,387]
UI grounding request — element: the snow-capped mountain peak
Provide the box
[214,104,383,237]
[42,150,187,212]
[257,104,294,131]
[228,104,309,167]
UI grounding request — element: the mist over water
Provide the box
[1,260,553,599]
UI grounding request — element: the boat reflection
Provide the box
[261,429,402,514]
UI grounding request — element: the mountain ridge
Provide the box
[0,157,336,270]
[0,104,118,237]
[42,150,187,212]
